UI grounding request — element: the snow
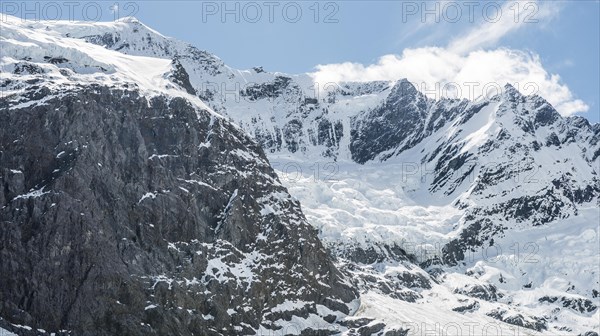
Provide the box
[137,192,157,204]
[0,327,17,336]
[1,14,220,119]
[148,154,178,160]
[259,204,277,216]
[355,291,545,336]
[13,187,50,200]
[256,313,336,336]
[274,159,462,259]
[177,178,218,191]
[271,300,311,313]
[273,151,599,333]
[457,102,500,154]
[231,148,260,162]
[201,246,267,291]
[3,14,599,335]
[144,304,157,310]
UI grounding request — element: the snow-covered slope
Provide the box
[1,15,598,335]
[0,15,215,113]
[275,160,599,335]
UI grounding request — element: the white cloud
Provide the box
[448,0,561,54]
[311,48,588,117]
[310,1,586,117]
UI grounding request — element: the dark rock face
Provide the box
[0,85,357,335]
[240,76,297,101]
[452,300,480,313]
[282,119,304,153]
[539,296,597,314]
[580,332,599,336]
[350,80,429,164]
[333,242,414,265]
[384,329,409,336]
[349,80,487,165]
[337,245,431,304]
[546,132,561,146]
[453,283,501,302]
[442,218,506,266]
[169,58,197,95]
[338,318,387,334]
[486,309,547,332]
[534,104,561,127]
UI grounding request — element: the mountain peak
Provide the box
[501,83,524,100]
[390,78,420,98]
[114,16,140,23]
[111,16,168,39]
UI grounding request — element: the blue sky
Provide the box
[2,1,599,122]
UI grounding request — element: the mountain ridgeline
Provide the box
[1,16,599,336]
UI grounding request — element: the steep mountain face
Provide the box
[438,88,600,264]
[0,85,359,335]
[346,81,600,263]
[0,17,381,336]
[1,15,599,335]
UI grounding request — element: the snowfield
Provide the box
[275,159,599,334]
